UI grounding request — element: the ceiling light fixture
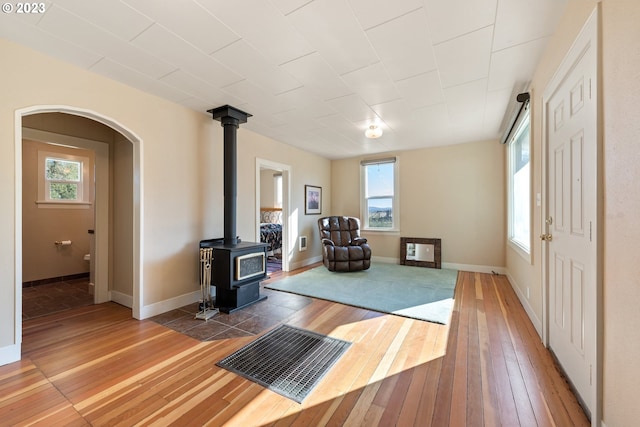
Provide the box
[365,124,383,139]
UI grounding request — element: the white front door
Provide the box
[544,12,598,417]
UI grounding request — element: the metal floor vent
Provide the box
[216,324,351,403]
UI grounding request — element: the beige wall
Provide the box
[505,0,640,425]
[23,112,116,142]
[21,139,94,282]
[111,133,134,296]
[601,1,640,425]
[506,0,599,331]
[332,139,505,269]
[236,129,331,265]
[260,168,278,208]
[0,39,330,356]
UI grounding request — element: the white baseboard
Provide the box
[288,255,322,271]
[505,271,543,338]
[0,343,21,366]
[442,262,507,275]
[110,290,133,309]
[293,255,400,268]
[371,257,506,274]
[372,256,399,264]
[137,290,201,320]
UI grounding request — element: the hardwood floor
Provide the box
[1,268,589,426]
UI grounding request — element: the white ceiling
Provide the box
[0,0,567,159]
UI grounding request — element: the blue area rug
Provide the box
[265,263,458,324]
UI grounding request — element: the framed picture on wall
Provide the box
[305,185,322,215]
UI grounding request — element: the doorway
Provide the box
[21,123,109,317]
[541,8,601,424]
[256,158,291,273]
[13,106,144,360]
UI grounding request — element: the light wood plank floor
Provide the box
[1,269,589,426]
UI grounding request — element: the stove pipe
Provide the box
[207,105,252,246]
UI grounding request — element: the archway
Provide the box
[14,106,143,346]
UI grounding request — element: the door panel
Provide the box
[554,255,565,328]
[571,132,585,235]
[553,147,565,231]
[547,41,596,413]
[571,261,585,355]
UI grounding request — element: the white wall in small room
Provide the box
[260,168,278,208]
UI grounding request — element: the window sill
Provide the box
[36,200,92,209]
[362,228,400,234]
[508,239,532,264]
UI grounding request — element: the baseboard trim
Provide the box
[371,256,398,264]
[0,343,21,366]
[505,271,543,338]
[289,255,322,271]
[442,262,507,274]
[138,290,200,320]
[110,291,133,309]
[371,257,507,274]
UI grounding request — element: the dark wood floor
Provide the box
[1,267,589,426]
[22,277,94,320]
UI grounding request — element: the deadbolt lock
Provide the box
[540,233,553,241]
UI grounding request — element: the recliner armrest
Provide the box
[321,238,335,246]
[352,237,368,245]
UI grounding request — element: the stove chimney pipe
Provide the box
[207,105,252,246]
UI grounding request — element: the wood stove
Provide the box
[200,105,267,313]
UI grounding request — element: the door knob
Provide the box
[540,233,553,241]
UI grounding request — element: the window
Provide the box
[46,158,82,200]
[37,150,91,207]
[274,173,282,209]
[508,114,531,255]
[361,157,398,231]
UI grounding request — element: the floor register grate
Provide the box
[216,324,351,403]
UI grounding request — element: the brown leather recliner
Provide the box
[317,216,371,272]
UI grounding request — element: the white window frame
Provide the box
[360,157,399,232]
[37,150,91,208]
[507,111,532,260]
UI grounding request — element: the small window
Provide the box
[46,158,82,201]
[361,157,398,231]
[508,113,531,255]
[274,173,282,209]
[37,150,91,207]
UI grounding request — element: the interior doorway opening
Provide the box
[14,106,144,360]
[256,158,291,275]
[21,120,106,319]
